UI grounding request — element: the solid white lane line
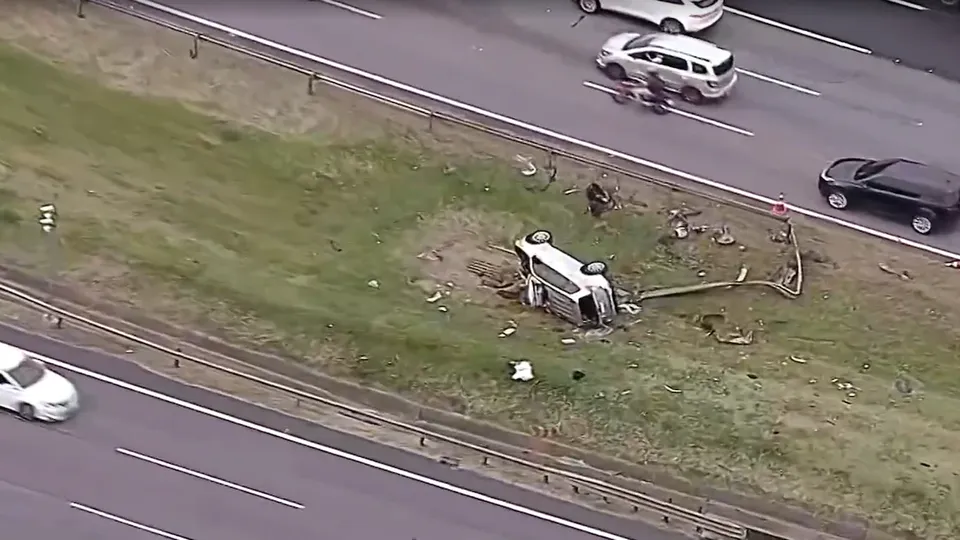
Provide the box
[581,81,755,137]
[70,503,193,540]
[115,448,305,509]
[724,7,874,54]
[315,0,381,19]
[45,358,633,540]
[735,68,821,96]
[884,0,928,10]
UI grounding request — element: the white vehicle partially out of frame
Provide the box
[0,343,79,421]
[576,0,725,35]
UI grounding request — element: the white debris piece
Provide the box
[511,361,534,381]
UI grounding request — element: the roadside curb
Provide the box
[0,263,893,540]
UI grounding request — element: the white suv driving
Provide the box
[0,343,79,421]
[597,32,737,103]
[577,0,724,35]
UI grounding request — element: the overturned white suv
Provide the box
[514,230,617,327]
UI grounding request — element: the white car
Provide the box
[0,343,79,421]
[576,0,724,35]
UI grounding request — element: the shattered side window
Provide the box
[531,258,580,295]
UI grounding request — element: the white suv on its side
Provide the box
[0,343,79,422]
[576,0,724,35]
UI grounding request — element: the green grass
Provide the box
[1,41,959,538]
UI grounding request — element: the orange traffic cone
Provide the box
[771,193,788,216]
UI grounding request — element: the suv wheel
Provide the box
[660,18,685,34]
[911,209,936,235]
[17,403,35,421]
[582,261,608,276]
[578,0,601,13]
[603,63,627,80]
[680,86,704,104]
[826,190,849,210]
[527,230,553,245]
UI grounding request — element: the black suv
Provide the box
[818,157,960,235]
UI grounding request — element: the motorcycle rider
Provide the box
[643,69,668,104]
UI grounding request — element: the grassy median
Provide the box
[2,4,960,538]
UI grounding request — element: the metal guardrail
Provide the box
[49,0,760,537]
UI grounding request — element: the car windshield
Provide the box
[694,0,720,8]
[624,35,655,50]
[8,357,46,388]
[855,159,897,180]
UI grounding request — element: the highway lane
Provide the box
[134,0,960,251]
[0,321,685,540]
[725,0,960,81]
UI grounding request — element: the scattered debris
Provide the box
[560,338,577,345]
[514,155,537,176]
[789,355,808,364]
[367,279,380,289]
[525,163,558,192]
[711,225,736,246]
[618,303,641,315]
[696,312,755,345]
[663,384,682,394]
[584,326,614,340]
[425,291,443,303]
[499,325,517,338]
[437,306,448,312]
[510,360,534,381]
[416,250,443,261]
[878,262,911,280]
[572,369,586,381]
[715,327,754,345]
[563,187,580,195]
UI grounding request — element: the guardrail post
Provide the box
[418,436,426,446]
[427,111,435,132]
[189,34,199,59]
[307,73,317,96]
[76,0,87,18]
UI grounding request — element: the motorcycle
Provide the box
[611,79,672,115]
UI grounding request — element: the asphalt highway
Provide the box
[725,0,960,81]
[130,0,960,253]
[0,322,684,540]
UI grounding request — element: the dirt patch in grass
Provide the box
[2,2,960,538]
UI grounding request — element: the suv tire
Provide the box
[582,261,608,276]
[603,63,627,80]
[825,190,849,210]
[17,403,35,421]
[526,230,553,245]
[680,86,704,104]
[578,0,601,14]
[911,209,937,235]
[660,18,684,34]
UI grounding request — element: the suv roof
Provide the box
[886,160,960,194]
[647,34,730,65]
